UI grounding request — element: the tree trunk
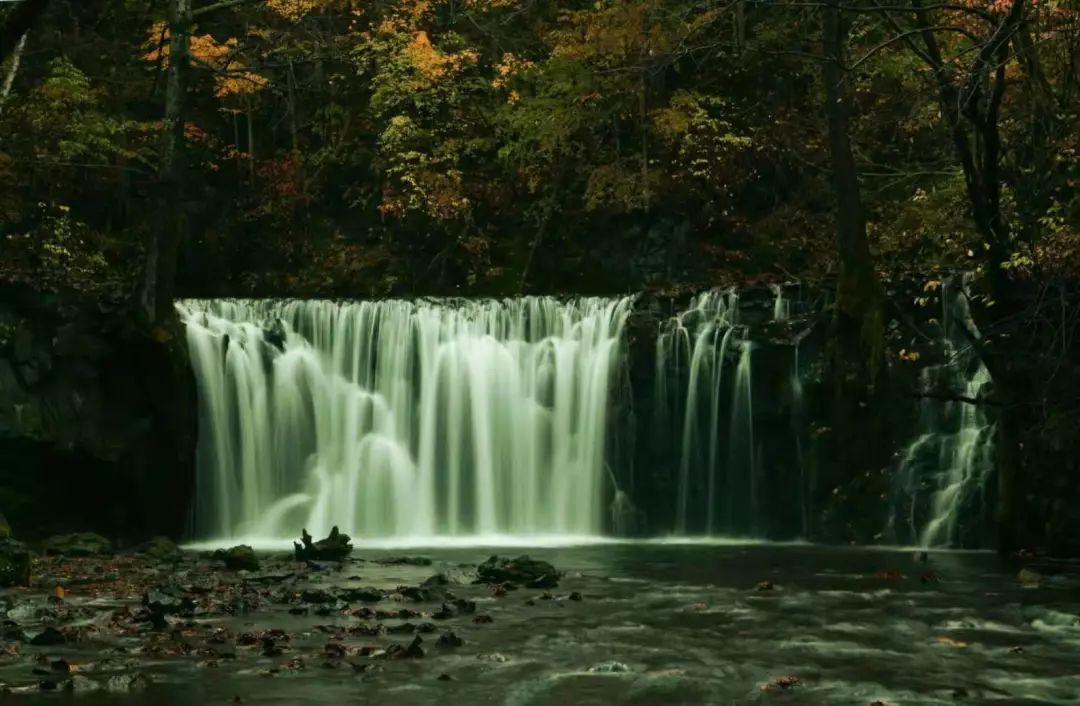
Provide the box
[141,0,191,326]
[823,0,881,363]
[0,31,27,118]
[0,0,48,64]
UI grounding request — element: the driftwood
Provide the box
[293,526,353,561]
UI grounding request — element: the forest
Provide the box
[0,0,1079,702]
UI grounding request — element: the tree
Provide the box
[141,0,262,326]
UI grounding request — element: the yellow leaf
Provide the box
[55,585,66,600]
[936,637,970,648]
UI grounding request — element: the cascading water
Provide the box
[770,283,790,322]
[890,276,996,547]
[654,291,759,534]
[178,296,633,541]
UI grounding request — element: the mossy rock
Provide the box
[212,544,259,571]
[42,532,113,557]
[137,536,181,561]
[0,512,10,539]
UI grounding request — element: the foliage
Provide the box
[0,0,1075,296]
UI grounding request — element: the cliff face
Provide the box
[0,284,196,540]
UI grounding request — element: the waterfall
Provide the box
[770,284,790,321]
[890,276,996,547]
[177,296,633,541]
[655,291,759,535]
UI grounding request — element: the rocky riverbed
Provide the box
[0,540,1078,705]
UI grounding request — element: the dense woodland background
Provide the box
[1,0,1079,551]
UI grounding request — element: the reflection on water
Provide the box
[8,544,1080,706]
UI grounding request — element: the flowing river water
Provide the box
[5,542,1079,705]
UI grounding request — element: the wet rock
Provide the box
[2,621,28,641]
[473,614,493,624]
[212,545,260,572]
[323,642,347,660]
[42,533,112,557]
[423,569,473,586]
[1018,568,1043,588]
[432,603,457,620]
[340,587,384,603]
[0,538,31,587]
[477,555,560,589]
[385,635,424,659]
[452,598,476,614]
[300,589,335,604]
[416,623,437,634]
[386,622,419,634]
[951,687,969,699]
[436,631,463,648]
[588,661,630,673]
[294,527,352,562]
[137,536,180,561]
[65,675,102,692]
[1008,645,1025,654]
[410,585,452,603]
[29,627,65,646]
[437,673,453,681]
[261,637,284,657]
[105,673,149,692]
[568,592,583,601]
[143,586,195,617]
[920,572,941,584]
[313,601,347,616]
[756,580,774,591]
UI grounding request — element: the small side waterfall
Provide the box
[178,297,633,540]
[771,284,790,321]
[654,291,760,534]
[890,277,996,547]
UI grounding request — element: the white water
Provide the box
[892,276,995,547]
[177,297,633,540]
[770,283,790,321]
[655,291,758,534]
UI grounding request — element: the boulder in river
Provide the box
[212,545,260,571]
[436,631,463,648]
[294,527,352,562]
[476,555,560,589]
[42,532,112,557]
[0,538,31,587]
